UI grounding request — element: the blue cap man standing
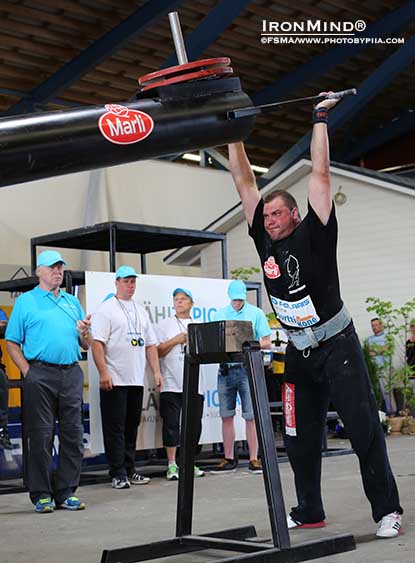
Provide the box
[210,280,271,475]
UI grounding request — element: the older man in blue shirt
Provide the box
[6,250,92,513]
[210,280,271,474]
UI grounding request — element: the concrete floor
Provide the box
[0,435,413,563]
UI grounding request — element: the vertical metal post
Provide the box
[109,224,117,272]
[140,254,147,274]
[221,238,228,279]
[30,243,37,275]
[243,344,291,549]
[199,150,207,167]
[64,271,73,295]
[255,287,262,309]
[168,12,188,65]
[176,354,200,537]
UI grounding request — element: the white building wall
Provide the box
[201,168,415,342]
[334,175,415,340]
[0,159,237,298]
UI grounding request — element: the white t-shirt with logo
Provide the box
[92,297,157,386]
[156,316,204,394]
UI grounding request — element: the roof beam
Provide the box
[162,0,251,68]
[204,148,231,171]
[7,0,184,115]
[334,110,415,163]
[260,34,415,185]
[253,1,415,106]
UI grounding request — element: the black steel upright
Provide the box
[101,331,356,563]
[109,224,117,272]
[175,351,200,537]
[243,341,290,548]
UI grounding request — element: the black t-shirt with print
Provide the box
[248,199,343,330]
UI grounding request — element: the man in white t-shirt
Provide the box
[91,266,163,489]
[156,288,205,481]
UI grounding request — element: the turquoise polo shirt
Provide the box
[213,302,271,341]
[6,285,85,364]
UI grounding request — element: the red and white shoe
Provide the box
[376,512,402,538]
[287,514,326,529]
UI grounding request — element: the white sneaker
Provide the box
[376,512,402,538]
[194,465,205,478]
[167,463,179,481]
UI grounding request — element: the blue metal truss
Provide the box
[334,110,415,163]
[162,0,251,68]
[253,1,415,106]
[7,0,184,115]
[204,148,231,171]
[260,34,415,186]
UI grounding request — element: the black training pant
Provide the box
[23,362,84,505]
[100,385,144,478]
[159,391,204,449]
[0,366,8,429]
[283,322,402,524]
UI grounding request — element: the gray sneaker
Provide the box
[111,476,130,489]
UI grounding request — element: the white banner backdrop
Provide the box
[86,272,247,455]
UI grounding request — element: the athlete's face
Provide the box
[263,197,299,241]
[115,276,136,300]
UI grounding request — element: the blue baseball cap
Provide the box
[228,280,247,300]
[115,265,138,279]
[36,250,67,268]
[173,287,193,300]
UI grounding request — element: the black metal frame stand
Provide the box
[101,342,355,563]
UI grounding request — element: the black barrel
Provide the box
[0,77,255,188]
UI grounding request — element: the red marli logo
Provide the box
[263,256,281,279]
[98,104,154,145]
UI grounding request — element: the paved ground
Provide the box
[0,435,413,563]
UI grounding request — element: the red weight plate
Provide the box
[138,57,231,86]
[139,66,234,92]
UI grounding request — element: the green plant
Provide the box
[230,267,260,281]
[366,297,415,413]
